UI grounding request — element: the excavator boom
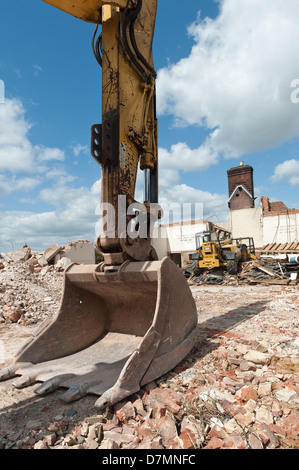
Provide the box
[0,0,198,410]
[41,0,128,23]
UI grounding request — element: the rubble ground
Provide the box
[0,258,298,450]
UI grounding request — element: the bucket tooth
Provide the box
[35,377,61,396]
[12,373,38,389]
[61,384,88,403]
[35,374,75,396]
[1,257,198,408]
[0,363,32,382]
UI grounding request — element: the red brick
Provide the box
[143,395,166,419]
[237,386,258,403]
[155,414,178,446]
[102,422,118,432]
[209,424,227,440]
[281,413,299,438]
[221,439,234,448]
[228,433,246,449]
[252,423,279,449]
[227,165,254,210]
[269,423,286,438]
[136,420,156,440]
[114,400,135,422]
[133,397,147,417]
[204,436,224,449]
[248,433,263,449]
[135,439,164,450]
[2,305,22,323]
[148,388,182,414]
[179,430,196,449]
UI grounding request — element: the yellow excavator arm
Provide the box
[44,0,159,263]
[42,0,128,23]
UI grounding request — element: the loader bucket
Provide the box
[0,257,198,409]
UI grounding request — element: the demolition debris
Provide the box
[185,257,299,287]
[0,241,95,326]
[1,241,95,274]
[0,245,298,450]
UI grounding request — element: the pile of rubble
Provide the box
[0,241,95,325]
[0,255,63,326]
[188,257,299,287]
[238,258,299,286]
[1,240,95,273]
[0,256,298,450]
[1,331,298,450]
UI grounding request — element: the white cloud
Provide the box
[0,179,101,250]
[159,183,228,223]
[159,135,219,181]
[0,98,102,250]
[0,98,66,173]
[0,175,12,196]
[0,174,41,196]
[72,144,89,157]
[14,177,41,192]
[271,159,299,186]
[0,99,35,172]
[36,146,65,162]
[157,0,299,160]
[45,168,77,184]
[33,65,42,76]
[0,80,4,104]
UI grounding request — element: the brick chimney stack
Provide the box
[227,162,255,210]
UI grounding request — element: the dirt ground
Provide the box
[0,279,298,449]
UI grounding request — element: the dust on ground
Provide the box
[0,260,298,449]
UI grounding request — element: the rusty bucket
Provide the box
[0,257,198,409]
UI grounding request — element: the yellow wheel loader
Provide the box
[190,230,256,276]
[0,0,198,410]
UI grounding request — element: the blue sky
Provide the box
[1,0,299,251]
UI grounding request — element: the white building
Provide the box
[227,163,299,252]
[151,162,299,266]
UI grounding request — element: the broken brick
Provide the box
[204,436,224,449]
[236,386,258,403]
[114,400,135,423]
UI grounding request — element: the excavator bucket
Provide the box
[0,257,197,409]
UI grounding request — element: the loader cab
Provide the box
[195,231,217,250]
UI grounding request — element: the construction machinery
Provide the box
[190,229,256,276]
[0,0,198,410]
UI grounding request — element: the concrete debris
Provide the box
[5,246,31,263]
[0,240,95,325]
[186,257,299,287]
[54,240,95,265]
[43,244,63,263]
[37,255,48,267]
[1,305,23,323]
[0,258,63,325]
[1,240,95,276]
[55,257,72,270]
[0,257,298,450]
